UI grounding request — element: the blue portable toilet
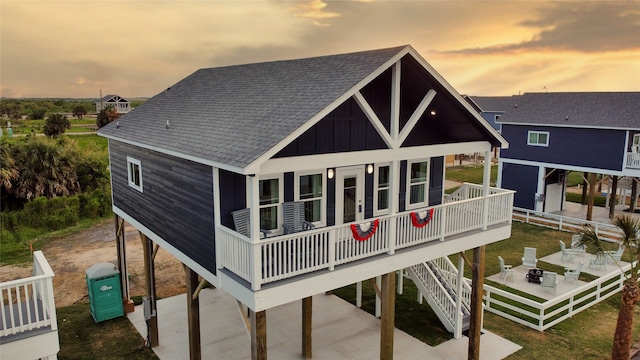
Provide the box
[85,262,124,322]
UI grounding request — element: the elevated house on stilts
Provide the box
[98,45,514,359]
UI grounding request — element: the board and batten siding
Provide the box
[500,125,626,171]
[501,163,539,210]
[109,140,217,274]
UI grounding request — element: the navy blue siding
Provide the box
[326,172,336,226]
[284,172,294,202]
[110,140,216,274]
[501,163,538,210]
[365,170,374,218]
[360,68,392,133]
[399,161,407,212]
[429,157,444,206]
[501,125,625,171]
[274,98,388,158]
[219,169,246,229]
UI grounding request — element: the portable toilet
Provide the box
[85,262,124,322]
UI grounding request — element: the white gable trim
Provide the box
[353,91,394,148]
[259,141,491,174]
[390,61,401,142]
[398,89,436,146]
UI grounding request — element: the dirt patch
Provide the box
[0,219,186,307]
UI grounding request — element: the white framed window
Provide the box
[127,157,143,192]
[406,159,429,209]
[527,131,549,147]
[632,133,640,153]
[295,171,325,226]
[258,175,283,232]
[374,163,390,216]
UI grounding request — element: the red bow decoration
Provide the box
[350,219,379,241]
[410,209,434,228]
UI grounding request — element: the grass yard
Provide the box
[445,164,498,185]
[72,134,108,149]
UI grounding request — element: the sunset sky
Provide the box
[1,0,639,99]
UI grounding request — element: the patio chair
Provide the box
[541,272,557,294]
[571,234,586,256]
[498,256,515,281]
[282,201,315,235]
[564,261,583,284]
[559,240,576,262]
[231,208,270,239]
[605,243,625,264]
[589,251,607,271]
[521,247,538,271]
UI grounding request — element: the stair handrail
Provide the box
[409,263,460,326]
[429,257,472,313]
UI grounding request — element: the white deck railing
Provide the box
[626,152,640,169]
[218,184,514,290]
[0,251,57,338]
[483,262,637,331]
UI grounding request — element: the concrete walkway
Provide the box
[128,289,521,360]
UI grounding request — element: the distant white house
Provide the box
[96,95,131,114]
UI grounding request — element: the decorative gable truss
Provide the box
[253,49,503,175]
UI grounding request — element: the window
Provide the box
[374,164,390,215]
[527,131,549,147]
[259,177,281,231]
[407,160,429,209]
[297,172,325,225]
[127,157,143,192]
[632,134,640,153]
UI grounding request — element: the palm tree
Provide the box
[578,214,640,360]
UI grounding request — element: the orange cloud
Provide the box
[294,0,340,27]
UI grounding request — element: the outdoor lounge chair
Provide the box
[605,243,625,264]
[231,208,270,238]
[498,256,515,281]
[564,261,583,284]
[559,240,576,262]
[571,234,586,256]
[589,251,607,271]
[282,201,315,235]
[541,272,557,294]
[521,247,538,271]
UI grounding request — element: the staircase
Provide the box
[406,257,473,338]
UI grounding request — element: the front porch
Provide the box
[216,184,513,309]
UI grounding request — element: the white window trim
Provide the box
[405,158,430,210]
[632,133,640,153]
[258,174,284,235]
[373,163,391,216]
[127,156,143,193]
[294,170,326,227]
[527,131,550,147]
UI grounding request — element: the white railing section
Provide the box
[626,152,640,169]
[407,263,458,327]
[483,262,637,331]
[217,184,514,289]
[513,207,623,242]
[0,251,57,338]
[430,257,472,310]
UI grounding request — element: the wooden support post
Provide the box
[114,215,134,312]
[380,271,396,360]
[184,264,201,360]
[587,172,597,221]
[581,172,588,205]
[140,232,159,347]
[609,175,618,219]
[468,245,486,360]
[302,296,312,359]
[250,310,267,360]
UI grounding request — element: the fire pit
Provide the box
[526,268,544,284]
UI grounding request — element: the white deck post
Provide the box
[454,254,464,339]
[375,276,382,318]
[482,150,491,230]
[388,160,399,255]
[247,175,262,290]
[356,281,362,308]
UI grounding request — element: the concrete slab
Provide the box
[540,251,630,277]
[128,288,521,359]
[486,265,588,301]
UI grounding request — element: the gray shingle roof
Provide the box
[470,96,519,113]
[99,46,408,170]
[496,92,640,129]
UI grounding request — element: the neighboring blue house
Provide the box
[98,45,513,359]
[497,92,640,212]
[467,95,520,132]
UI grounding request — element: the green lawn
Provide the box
[446,164,498,186]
